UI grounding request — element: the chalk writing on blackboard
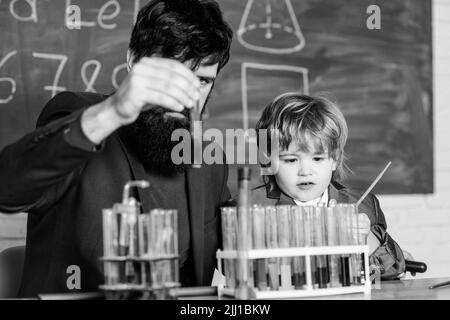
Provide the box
[112,63,128,90]
[0,51,17,104]
[81,60,102,93]
[32,53,68,98]
[9,0,38,23]
[238,0,305,54]
[241,62,309,130]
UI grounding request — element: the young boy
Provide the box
[253,92,406,280]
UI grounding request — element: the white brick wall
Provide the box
[1,0,449,280]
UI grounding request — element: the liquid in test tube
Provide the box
[314,205,329,289]
[303,206,317,287]
[349,204,363,285]
[102,209,119,286]
[265,206,279,291]
[290,206,306,289]
[326,205,341,287]
[252,205,267,290]
[336,204,351,287]
[221,207,238,289]
[190,99,202,168]
[277,205,294,290]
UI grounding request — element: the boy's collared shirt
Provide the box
[293,188,328,207]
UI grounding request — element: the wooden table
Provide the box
[32,277,450,300]
[370,277,450,300]
[302,277,450,300]
[178,277,450,300]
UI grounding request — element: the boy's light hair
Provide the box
[256,92,349,181]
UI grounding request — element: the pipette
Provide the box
[356,161,391,207]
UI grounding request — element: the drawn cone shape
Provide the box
[238,0,305,54]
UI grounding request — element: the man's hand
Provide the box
[108,57,201,125]
[81,57,201,144]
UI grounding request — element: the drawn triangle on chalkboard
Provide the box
[237,0,305,54]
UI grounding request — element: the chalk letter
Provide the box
[9,0,37,23]
[0,51,17,104]
[112,63,127,89]
[366,5,381,30]
[98,0,120,30]
[81,59,102,92]
[32,53,68,98]
[66,265,81,290]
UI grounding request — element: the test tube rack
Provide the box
[99,181,180,299]
[216,245,371,299]
[99,254,180,299]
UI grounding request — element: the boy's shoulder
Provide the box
[250,182,279,206]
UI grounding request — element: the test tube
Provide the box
[265,206,279,291]
[220,207,238,289]
[313,205,329,288]
[303,206,317,287]
[191,99,202,168]
[277,205,294,290]
[236,208,254,296]
[138,213,149,286]
[235,167,254,299]
[326,204,341,287]
[349,204,363,285]
[102,208,119,286]
[165,209,179,287]
[290,206,306,289]
[252,205,267,291]
[147,209,178,292]
[336,204,351,287]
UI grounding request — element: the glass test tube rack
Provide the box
[99,181,180,300]
[99,255,180,300]
[218,204,371,299]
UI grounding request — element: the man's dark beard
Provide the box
[119,107,191,175]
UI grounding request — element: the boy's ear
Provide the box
[332,159,337,171]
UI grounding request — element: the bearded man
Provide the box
[0,0,233,297]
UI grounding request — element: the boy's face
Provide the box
[274,142,337,202]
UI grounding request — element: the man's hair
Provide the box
[129,0,233,72]
[256,92,349,181]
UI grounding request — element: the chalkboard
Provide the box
[0,0,433,194]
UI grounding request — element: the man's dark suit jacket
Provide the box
[0,92,231,297]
